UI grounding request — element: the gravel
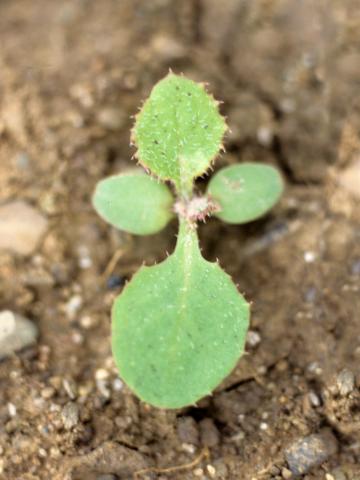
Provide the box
[336,369,355,396]
[0,310,38,360]
[0,200,48,255]
[61,402,80,430]
[285,430,338,476]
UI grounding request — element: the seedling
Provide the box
[93,73,283,409]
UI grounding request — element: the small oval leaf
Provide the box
[132,73,227,194]
[207,163,283,224]
[112,223,249,408]
[93,173,174,235]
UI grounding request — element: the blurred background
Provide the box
[0,1,360,479]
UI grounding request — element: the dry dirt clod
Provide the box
[66,441,150,478]
[199,418,220,447]
[0,310,38,360]
[285,429,338,476]
[177,416,200,446]
[0,200,48,255]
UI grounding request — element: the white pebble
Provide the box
[246,330,261,347]
[304,251,317,263]
[95,369,109,380]
[8,403,17,417]
[207,465,216,478]
[65,295,83,319]
[0,311,38,360]
[112,378,123,391]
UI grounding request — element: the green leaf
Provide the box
[93,173,174,235]
[132,73,227,195]
[112,222,249,408]
[207,163,283,224]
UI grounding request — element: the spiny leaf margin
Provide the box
[111,223,249,408]
[131,73,227,194]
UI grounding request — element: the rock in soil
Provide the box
[0,310,38,360]
[61,402,80,430]
[336,369,355,397]
[96,475,117,480]
[0,200,48,255]
[176,416,199,445]
[285,429,338,476]
[199,418,220,447]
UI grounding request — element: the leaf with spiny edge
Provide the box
[207,163,284,224]
[112,222,249,408]
[93,172,174,235]
[131,73,227,195]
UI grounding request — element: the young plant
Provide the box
[93,73,283,409]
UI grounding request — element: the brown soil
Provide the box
[1,1,360,479]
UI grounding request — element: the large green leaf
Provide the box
[207,163,283,224]
[93,173,174,235]
[112,222,249,408]
[132,73,227,195]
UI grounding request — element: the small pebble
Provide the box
[151,34,186,62]
[281,467,292,479]
[246,330,261,348]
[199,418,220,447]
[181,443,196,454]
[62,378,78,400]
[95,369,110,380]
[98,107,125,130]
[304,286,317,303]
[336,369,355,396]
[307,362,323,376]
[304,251,317,263]
[96,475,117,480]
[177,416,199,445]
[72,331,84,345]
[285,430,337,475]
[269,466,280,475]
[107,275,125,289]
[112,378,123,392]
[80,315,96,329]
[41,387,55,399]
[0,310,38,360]
[65,295,83,319]
[0,201,48,255]
[351,259,360,276]
[193,467,204,477]
[257,126,273,146]
[206,464,216,478]
[308,391,321,407]
[8,403,17,417]
[329,469,347,480]
[61,402,80,430]
[38,448,47,458]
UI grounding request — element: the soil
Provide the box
[0,1,360,479]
